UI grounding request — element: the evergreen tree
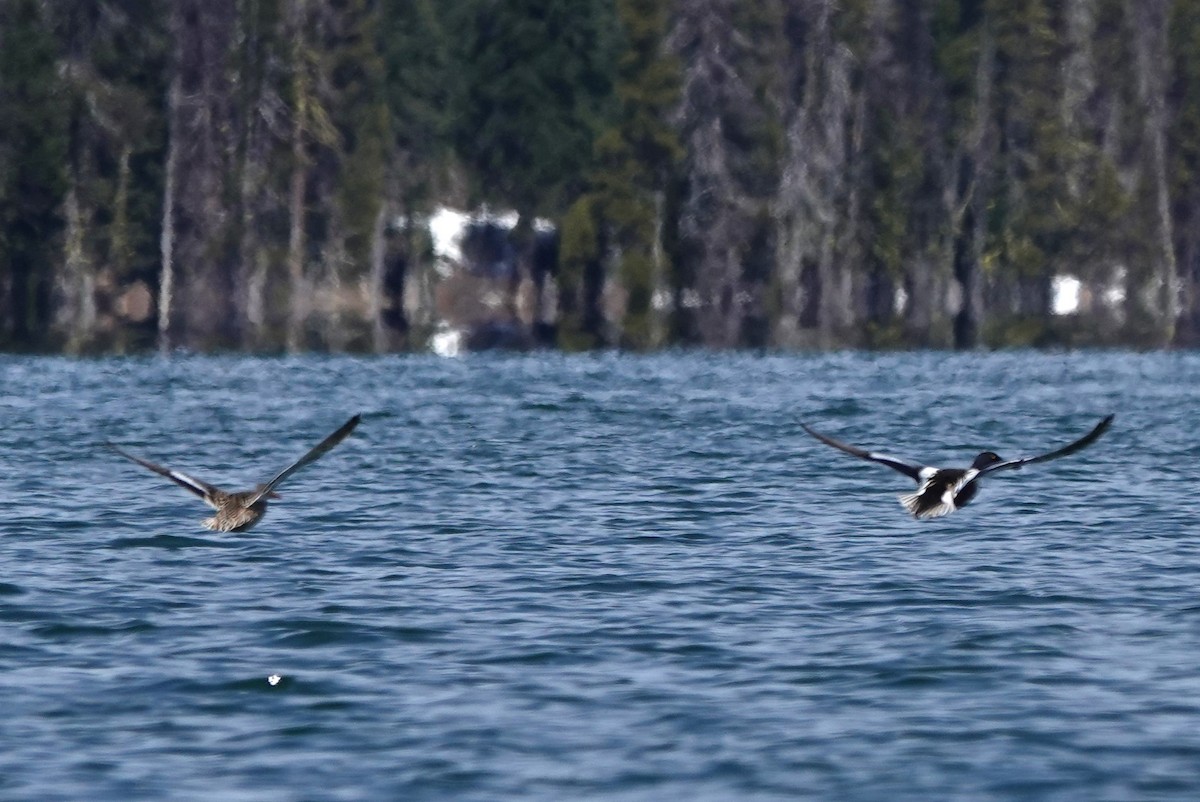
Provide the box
[932,0,988,348]
[559,0,682,349]
[161,0,244,349]
[329,0,390,350]
[983,0,1072,343]
[450,0,619,342]
[228,0,289,350]
[329,0,388,267]
[0,0,69,349]
[772,0,863,349]
[51,0,168,352]
[382,0,454,203]
[452,0,619,217]
[672,0,787,348]
[0,0,1196,354]
[1168,0,1200,344]
[377,0,455,348]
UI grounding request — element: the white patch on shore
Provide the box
[428,206,555,277]
[430,324,464,358]
[424,206,558,356]
[429,208,470,267]
[1052,275,1081,315]
[1052,271,1128,315]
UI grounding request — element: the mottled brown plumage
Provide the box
[108,414,361,532]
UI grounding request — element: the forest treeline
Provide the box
[2,0,1199,353]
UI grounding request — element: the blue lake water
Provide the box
[1,350,1199,801]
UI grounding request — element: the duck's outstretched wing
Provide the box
[107,443,219,499]
[245,414,362,506]
[800,423,924,481]
[979,414,1114,476]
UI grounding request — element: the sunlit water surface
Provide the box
[2,351,1199,801]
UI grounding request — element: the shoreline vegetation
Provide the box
[2,1,1200,355]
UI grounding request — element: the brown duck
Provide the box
[108,414,361,532]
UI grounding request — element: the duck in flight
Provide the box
[801,414,1114,519]
[108,414,361,532]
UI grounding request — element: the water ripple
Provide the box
[2,351,1199,800]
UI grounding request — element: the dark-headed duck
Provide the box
[801,414,1114,519]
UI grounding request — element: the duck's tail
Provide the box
[897,492,955,519]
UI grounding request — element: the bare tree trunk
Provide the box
[369,203,388,352]
[1133,0,1179,344]
[905,254,934,343]
[238,126,266,349]
[59,182,94,353]
[403,219,434,348]
[648,190,668,347]
[158,74,180,354]
[320,205,347,351]
[953,24,994,349]
[953,196,984,348]
[774,1,849,348]
[286,122,308,352]
[821,87,866,347]
[243,256,268,347]
[165,0,239,349]
[285,0,310,353]
[111,145,133,275]
[671,0,783,349]
[1061,0,1096,199]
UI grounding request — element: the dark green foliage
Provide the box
[1169,1,1200,344]
[330,0,389,270]
[559,0,681,349]
[380,0,454,203]
[0,0,1198,352]
[987,0,1067,283]
[0,0,69,348]
[56,0,168,278]
[450,0,620,217]
[1171,3,1200,197]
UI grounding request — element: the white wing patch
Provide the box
[169,470,215,500]
[951,469,979,497]
[899,467,980,519]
